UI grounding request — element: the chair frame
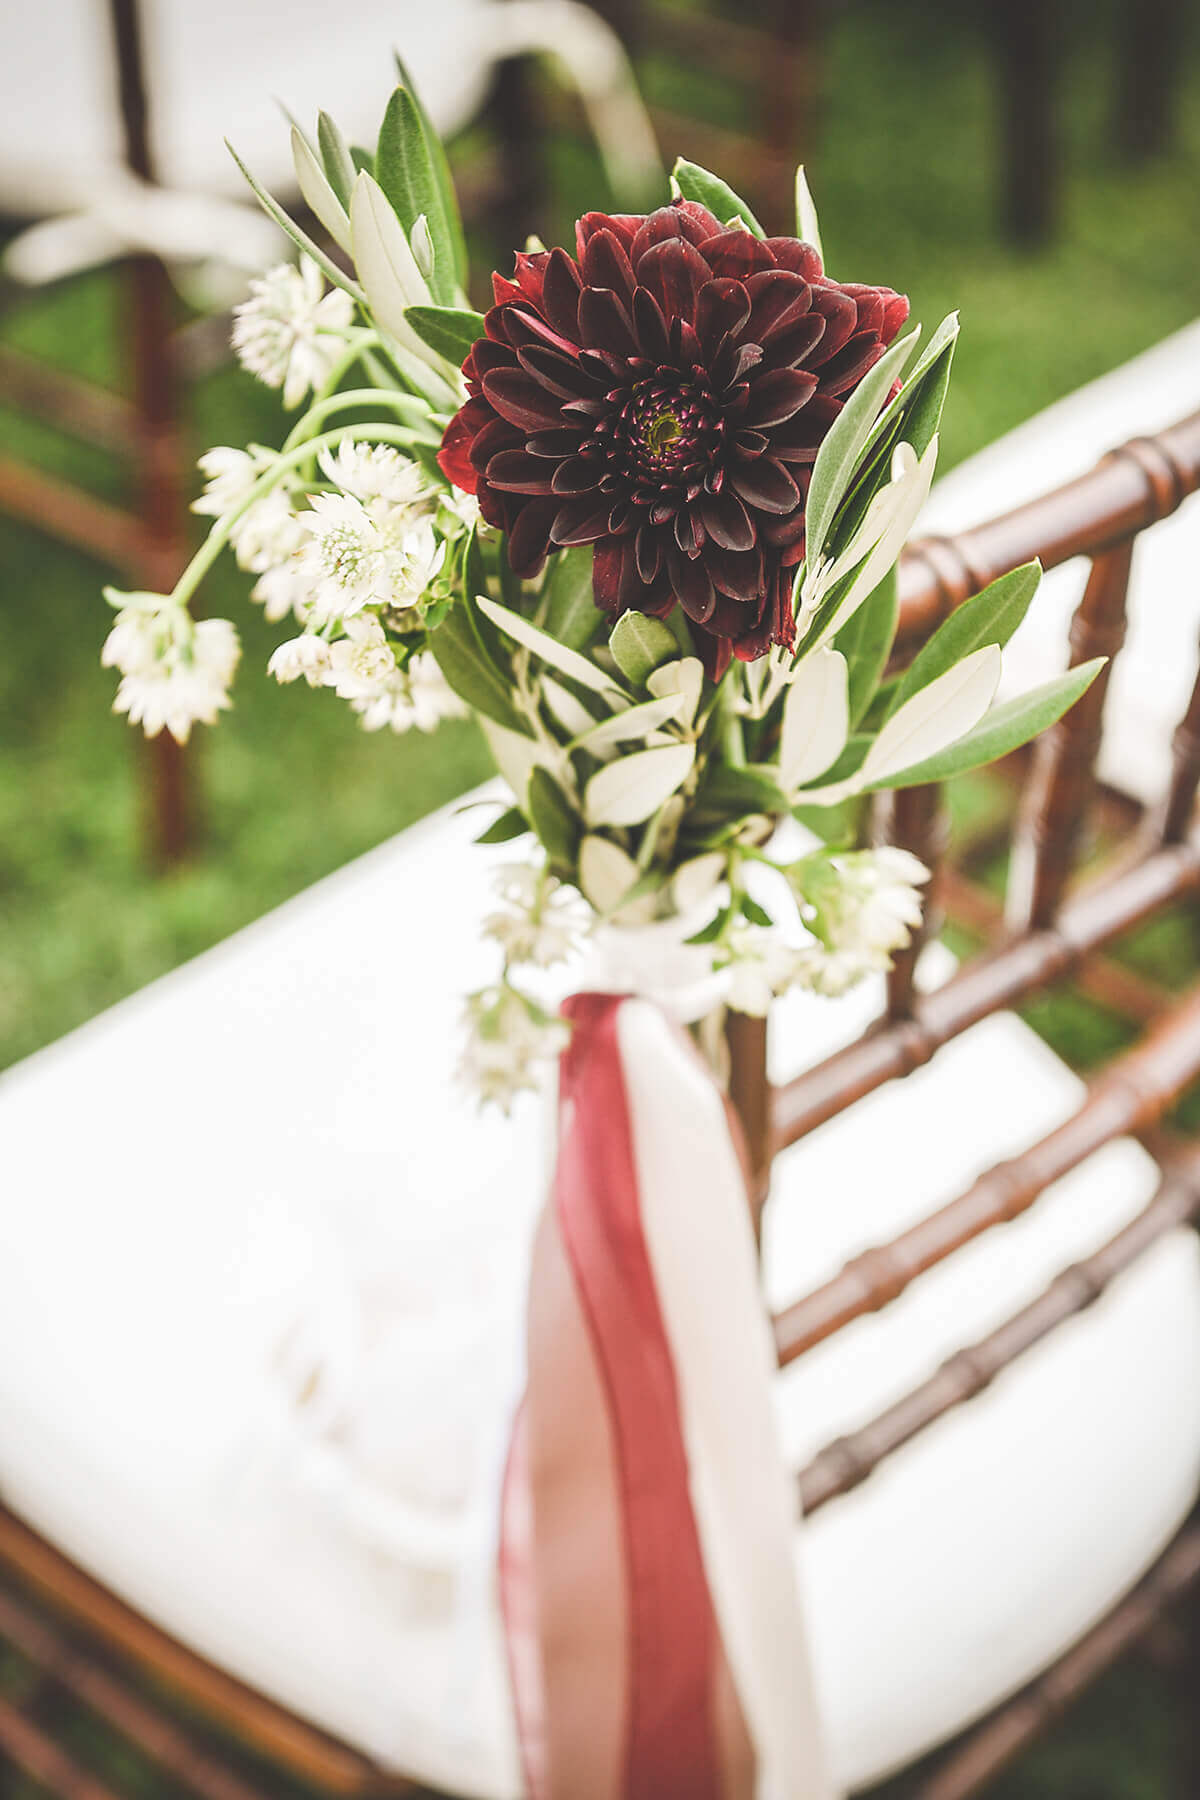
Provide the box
[2,413,1200,1793]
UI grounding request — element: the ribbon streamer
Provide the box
[501,994,837,1800]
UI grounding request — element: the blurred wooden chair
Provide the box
[1,411,1199,1797]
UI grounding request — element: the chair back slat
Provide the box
[1006,540,1134,931]
[774,980,1200,1366]
[1158,638,1200,845]
[873,785,949,1020]
[772,840,1200,1152]
[794,1146,1200,1514]
[894,414,1200,654]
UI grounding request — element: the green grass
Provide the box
[0,0,1198,1792]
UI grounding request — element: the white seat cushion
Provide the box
[1,787,1197,1794]
[919,319,1200,808]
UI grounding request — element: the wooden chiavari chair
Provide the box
[2,413,1199,1798]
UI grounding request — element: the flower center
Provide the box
[619,376,722,494]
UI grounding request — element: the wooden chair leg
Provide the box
[112,0,198,864]
[125,253,198,866]
[988,0,1062,247]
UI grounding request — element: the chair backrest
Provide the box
[740,410,1200,1469]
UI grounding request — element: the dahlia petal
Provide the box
[635,524,663,583]
[637,238,712,325]
[503,305,583,360]
[667,543,717,623]
[541,248,584,342]
[475,483,510,531]
[880,289,911,344]
[469,416,518,473]
[759,509,808,549]
[744,269,813,342]
[576,212,644,257]
[485,449,558,495]
[744,367,818,427]
[734,565,796,660]
[593,535,635,612]
[468,338,518,380]
[695,278,751,355]
[839,284,884,338]
[507,498,560,578]
[763,238,823,281]
[770,394,841,460]
[550,498,614,547]
[550,455,601,495]
[700,490,755,552]
[437,410,481,490]
[732,429,769,456]
[514,342,590,401]
[674,506,705,558]
[577,286,639,357]
[694,629,732,682]
[581,229,637,305]
[807,288,859,367]
[673,199,726,239]
[481,369,565,432]
[817,332,885,397]
[527,429,588,458]
[705,541,765,602]
[629,204,714,269]
[696,230,776,279]
[728,454,801,515]
[632,286,672,361]
[760,313,827,372]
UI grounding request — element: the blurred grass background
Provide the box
[0,0,1197,1792]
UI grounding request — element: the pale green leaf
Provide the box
[794,164,823,263]
[670,158,764,237]
[780,647,849,791]
[888,561,1042,718]
[291,125,352,253]
[804,324,920,571]
[608,612,678,686]
[584,743,696,828]
[571,693,687,757]
[860,644,1001,785]
[404,305,486,365]
[318,111,356,209]
[476,594,629,701]
[868,661,1105,789]
[376,85,457,305]
[225,140,365,303]
[528,766,579,867]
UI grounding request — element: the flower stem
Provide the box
[168,423,431,609]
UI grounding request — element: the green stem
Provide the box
[281,388,432,451]
[168,423,428,609]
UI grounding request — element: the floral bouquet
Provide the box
[101,74,1101,1108]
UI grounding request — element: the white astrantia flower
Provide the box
[228,486,309,576]
[192,444,275,519]
[231,257,354,409]
[298,493,445,623]
[458,986,570,1113]
[251,559,313,623]
[321,624,464,734]
[267,633,331,687]
[793,845,930,974]
[443,486,482,531]
[317,440,431,510]
[789,943,877,999]
[102,598,240,744]
[721,925,813,1017]
[483,863,590,969]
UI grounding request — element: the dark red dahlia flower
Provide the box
[439,200,908,678]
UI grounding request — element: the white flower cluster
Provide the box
[458,987,570,1114]
[483,863,590,969]
[269,619,466,735]
[231,257,353,409]
[789,845,930,996]
[458,861,591,1108]
[102,594,241,744]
